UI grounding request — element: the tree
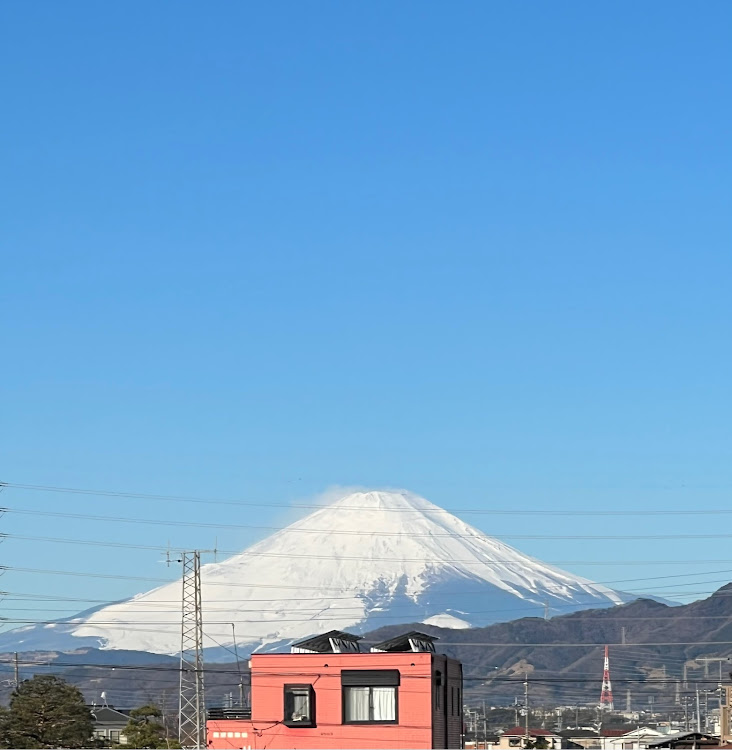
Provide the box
[0,674,94,748]
[120,705,179,749]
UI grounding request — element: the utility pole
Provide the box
[683,663,688,689]
[524,675,530,747]
[696,688,702,732]
[178,551,206,749]
[13,652,19,687]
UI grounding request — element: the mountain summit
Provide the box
[1,490,626,656]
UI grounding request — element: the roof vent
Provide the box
[291,630,362,654]
[370,631,438,653]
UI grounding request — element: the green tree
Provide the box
[120,705,179,749]
[0,674,94,748]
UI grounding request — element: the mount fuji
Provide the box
[0,490,629,657]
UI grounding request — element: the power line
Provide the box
[2,563,731,596]
[7,532,732,577]
[5,481,732,516]
[8,506,732,540]
[0,658,730,683]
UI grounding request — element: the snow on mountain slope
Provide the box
[1,490,626,656]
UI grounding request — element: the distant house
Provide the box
[603,727,665,750]
[90,706,130,746]
[559,729,601,750]
[498,727,563,749]
[558,729,601,749]
[646,732,721,749]
[464,739,500,750]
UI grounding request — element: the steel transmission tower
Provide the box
[179,551,205,749]
[600,645,614,710]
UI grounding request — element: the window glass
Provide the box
[372,687,396,721]
[343,686,396,723]
[344,686,370,722]
[284,685,314,726]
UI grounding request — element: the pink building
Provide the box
[207,630,463,750]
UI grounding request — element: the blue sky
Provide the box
[1,1,731,623]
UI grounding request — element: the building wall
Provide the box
[431,655,463,750]
[208,652,435,750]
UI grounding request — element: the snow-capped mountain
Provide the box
[0,490,627,656]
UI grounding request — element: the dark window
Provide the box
[284,684,315,727]
[110,731,121,742]
[435,670,442,709]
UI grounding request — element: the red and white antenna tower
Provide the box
[600,645,614,710]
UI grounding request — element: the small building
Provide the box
[648,732,720,750]
[646,732,722,749]
[603,727,665,750]
[207,630,463,749]
[498,727,563,749]
[90,706,130,746]
[558,729,601,749]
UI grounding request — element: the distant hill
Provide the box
[2,584,731,708]
[364,583,732,704]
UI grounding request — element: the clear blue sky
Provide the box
[1,2,731,623]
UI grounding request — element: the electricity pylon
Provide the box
[177,551,205,749]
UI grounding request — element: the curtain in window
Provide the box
[291,692,309,721]
[372,687,396,721]
[345,687,370,721]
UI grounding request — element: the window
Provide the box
[434,670,442,709]
[109,731,121,743]
[342,670,399,724]
[343,686,396,722]
[284,684,315,727]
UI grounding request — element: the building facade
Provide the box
[207,630,463,750]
